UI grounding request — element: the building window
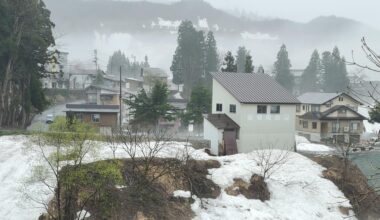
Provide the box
[302,105,305,110]
[257,105,267,114]
[270,105,280,114]
[91,114,100,123]
[302,121,308,129]
[296,105,300,112]
[216,103,222,112]
[299,120,302,125]
[311,105,320,112]
[312,122,317,129]
[332,122,340,133]
[350,122,359,131]
[339,96,344,101]
[326,102,332,107]
[229,104,236,113]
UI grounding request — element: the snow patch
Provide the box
[77,210,91,220]
[173,190,191,198]
[156,17,181,29]
[297,143,334,152]
[241,31,278,41]
[197,18,209,29]
[295,135,310,145]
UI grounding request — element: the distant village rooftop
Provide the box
[212,72,300,104]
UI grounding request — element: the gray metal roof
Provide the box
[212,72,300,104]
[205,114,240,129]
[297,92,342,104]
[65,104,120,113]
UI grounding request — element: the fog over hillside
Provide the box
[45,0,380,79]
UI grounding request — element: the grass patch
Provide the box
[0,129,30,136]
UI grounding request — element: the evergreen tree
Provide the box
[126,82,174,126]
[170,47,184,86]
[204,31,219,86]
[221,51,237,72]
[236,46,248,73]
[184,85,211,125]
[245,54,254,73]
[257,65,265,74]
[300,50,322,93]
[0,0,55,128]
[321,47,349,92]
[369,103,380,123]
[170,20,206,97]
[107,50,129,76]
[274,44,294,91]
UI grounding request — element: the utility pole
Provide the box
[93,49,98,71]
[119,66,122,131]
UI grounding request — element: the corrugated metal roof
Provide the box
[212,72,300,104]
[297,92,342,104]
[205,114,240,129]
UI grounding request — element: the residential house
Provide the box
[296,92,366,143]
[65,84,133,133]
[42,51,69,89]
[204,72,300,155]
[141,67,168,90]
[65,104,119,134]
[69,69,97,90]
[125,77,144,93]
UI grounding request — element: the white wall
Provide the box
[239,104,296,152]
[203,118,220,155]
[212,79,297,153]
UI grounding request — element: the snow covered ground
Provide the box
[295,135,335,153]
[0,135,354,220]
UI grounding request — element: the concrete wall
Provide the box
[212,79,296,153]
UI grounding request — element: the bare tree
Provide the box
[251,147,290,180]
[26,117,99,220]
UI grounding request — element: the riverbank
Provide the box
[310,155,380,220]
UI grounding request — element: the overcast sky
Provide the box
[127,0,379,28]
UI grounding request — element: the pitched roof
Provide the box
[205,114,240,129]
[65,104,120,113]
[143,68,167,78]
[299,105,367,120]
[297,92,362,105]
[212,72,300,104]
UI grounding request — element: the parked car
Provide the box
[46,114,54,124]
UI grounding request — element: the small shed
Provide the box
[204,114,240,156]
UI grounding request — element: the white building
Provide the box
[204,72,300,155]
[42,51,69,89]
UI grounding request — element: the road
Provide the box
[27,100,84,131]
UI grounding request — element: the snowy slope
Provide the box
[0,135,354,220]
[190,151,353,220]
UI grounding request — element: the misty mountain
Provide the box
[44,0,380,75]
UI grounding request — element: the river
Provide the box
[350,151,380,191]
